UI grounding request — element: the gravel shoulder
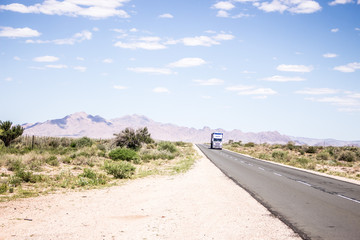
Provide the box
[0,146,300,240]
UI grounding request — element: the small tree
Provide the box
[113,127,153,150]
[0,121,24,147]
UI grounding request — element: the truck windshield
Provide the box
[213,138,222,141]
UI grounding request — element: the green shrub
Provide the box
[0,183,8,194]
[8,175,22,186]
[75,137,93,148]
[6,159,24,172]
[113,127,153,150]
[157,141,178,153]
[244,142,255,147]
[338,151,356,162]
[272,150,288,161]
[174,141,188,147]
[104,161,135,179]
[296,157,309,166]
[305,146,317,154]
[109,148,138,161]
[46,156,59,166]
[316,152,330,160]
[78,168,107,186]
[62,157,72,164]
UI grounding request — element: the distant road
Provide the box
[197,144,360,240]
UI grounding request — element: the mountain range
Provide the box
[22,112,360,147]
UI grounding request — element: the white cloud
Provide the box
[331,28,339,33]
[295,88,339,95]
[237,88,277,96]
[129,28,138,32]
[334,62,360,73]
[329,0,353,6]
[114,37,167,50]
[73,66,86,72]
[46,64,68,69]
[193,78,224,86]
[257,0,321,14]
[5,77,13,82]
[217,10,230,17]
[128,67,173,75]
[13,56,21,61]
[181,36,219,47]
[103,58,113,63]
[213,33,235,41]
[179,33,235,47]
[226,85,277,98]
[33,56,59,62]
[212,1,235,10]
[0,0,130,19]
[277,64,313,72]
[0,26,41,38]
[300,89,360,112]
[153,87,170,93]
[159,13,173,18]
[323,53,338,58]
[26,30,92,45]
[168,58,207,68]
[232,13,253,18]
[262,75,305,82]
[113,85,128,90]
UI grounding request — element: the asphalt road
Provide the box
[197,144,360,240]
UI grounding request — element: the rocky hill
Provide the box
[23,112,360,146]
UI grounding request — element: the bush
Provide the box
[113,127,153,150]
[78,168,107,186]
[0,183,8,194]
[272,150,288,161]
[104,161,135,179]
[338,151,357,162]
[7,159,24,172]
[46,156,59,166]
[76,137,93,148]
[316,152,330,160]
[244,142,255,147]
[109,148,139,161]
[157,141,178,153]
[305,146,317,154]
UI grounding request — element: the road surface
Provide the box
[197,144,360,240]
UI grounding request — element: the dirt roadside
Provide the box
[0,146,301,240]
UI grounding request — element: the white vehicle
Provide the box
[210,132,223,150]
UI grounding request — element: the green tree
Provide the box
[113,127,153,150]
[0,121,24,147]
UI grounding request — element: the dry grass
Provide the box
[224,142,360,181]
[0,137,197,201]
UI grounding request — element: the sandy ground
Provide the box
[0,146,301,240]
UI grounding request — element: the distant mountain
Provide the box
[22,112,360,146]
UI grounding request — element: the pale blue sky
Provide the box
[0,0,359,140]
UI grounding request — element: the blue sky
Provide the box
[0,0,359,140]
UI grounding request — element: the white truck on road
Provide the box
[210,132,223,150]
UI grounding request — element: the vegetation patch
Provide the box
[224,141,360,181]
[0,129,197,201]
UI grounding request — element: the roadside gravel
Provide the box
[0,146,300,240]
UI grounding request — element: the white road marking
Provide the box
[258,167,265,171]
[337,194,360,204]
[274,173,282,177]
[297,181,312,187]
